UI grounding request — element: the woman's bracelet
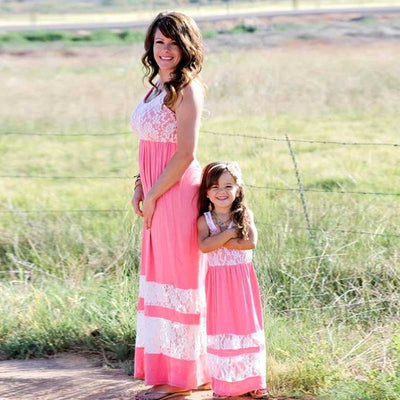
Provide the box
[134,173,142,190]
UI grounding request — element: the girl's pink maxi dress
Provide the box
[203,211,266,396]
[131,88,209,388]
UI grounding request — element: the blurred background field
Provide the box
[1,5,400,400]
[2,0,400,26]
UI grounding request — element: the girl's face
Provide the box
[153,28,182,77]
[207,171,239,210]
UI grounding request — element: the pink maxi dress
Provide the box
[131,87,209,388]
[204,212,266,396]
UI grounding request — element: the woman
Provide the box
[131,12,210,400]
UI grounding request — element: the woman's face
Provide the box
[153,28,182,77]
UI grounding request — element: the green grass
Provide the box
[0,24,257,47]
[0,276,137,373]
[0,32,400,398]
[0,29,145,46]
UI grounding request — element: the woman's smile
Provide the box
[153,28,182,77]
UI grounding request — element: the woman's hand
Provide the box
[142,195,157,229]
[131,185,157,229]
[131,185,144,217]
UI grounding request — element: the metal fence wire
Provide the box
[1,129,399,239]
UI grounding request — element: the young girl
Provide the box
[197,161,268,400]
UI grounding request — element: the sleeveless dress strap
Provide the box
[204,211,235,234]
[204,211,219,234]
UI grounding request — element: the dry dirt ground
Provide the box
[0,353,142,400]
[0,353,186,400]
[0,354,301,400]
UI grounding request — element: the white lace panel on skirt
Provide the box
[138,276,203,314]
[136,311,207,360]
[208,330,265,351]
[208,350,267,382]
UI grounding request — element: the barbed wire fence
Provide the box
[2,129,400,318]
[1,130,400,240]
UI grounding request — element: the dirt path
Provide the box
[0,353,144,400]
[0,353,211,400]
[0,353,301,400]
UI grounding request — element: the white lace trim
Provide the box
[208,350,267,383]
[208,330,265,350]
[207,247,253,267]
[135,312,207,360]
[203,212,253,266]
[131,92,177,143]
[138,276,203,314]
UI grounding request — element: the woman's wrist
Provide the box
[134,184,143,193]
[134,173,142,190]
[145,190,157,202]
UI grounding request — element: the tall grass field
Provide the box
[1,19,400,399]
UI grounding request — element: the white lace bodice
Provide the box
[131,89,177,143]
[204,211,252,267]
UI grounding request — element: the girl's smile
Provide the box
[207,171,239,210]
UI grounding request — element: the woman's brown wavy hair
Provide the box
[198,162,251,239]
[142,11,204,109]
